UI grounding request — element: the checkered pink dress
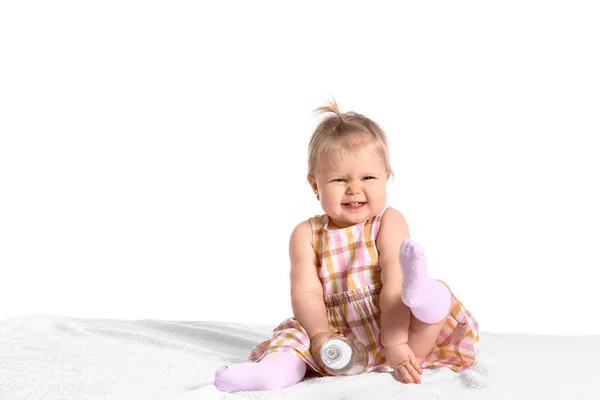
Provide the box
[248,207,479,375]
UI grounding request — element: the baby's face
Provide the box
[310,142,389,229]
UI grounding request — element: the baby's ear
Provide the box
[307,175,318,191]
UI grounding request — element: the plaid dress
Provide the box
[248,206,479,375]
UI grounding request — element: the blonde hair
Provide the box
[308,97,393,178]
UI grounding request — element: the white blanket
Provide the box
[1,315,598,399]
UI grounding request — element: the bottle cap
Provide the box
[320,338,352,371]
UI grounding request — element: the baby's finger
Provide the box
[397,366,413,384]
[407,363,421,384]
[391,366,405,382]
[403,362,421,384]
[412,359,423,375]
[395,365,419,384]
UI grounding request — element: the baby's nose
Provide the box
[346,184,361,194]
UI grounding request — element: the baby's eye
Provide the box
[333,178,345,182]
[363,176,376,180]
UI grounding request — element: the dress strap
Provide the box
[309,214,324,254]
[366,205,389,239]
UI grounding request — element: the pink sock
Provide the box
[214,351,307,392]
[400,238,451,323]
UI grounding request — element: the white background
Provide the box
[1,1,598,335]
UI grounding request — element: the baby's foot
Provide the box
[399,238,451,323]
[400,238,429,307]
[215,363,264,392]
[214,352,306,392]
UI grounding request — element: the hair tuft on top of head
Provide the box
[313,96,343,119]
[307,96,394,178]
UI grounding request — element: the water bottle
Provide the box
[319,336,369,375]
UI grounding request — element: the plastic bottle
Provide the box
[319,336,369,375]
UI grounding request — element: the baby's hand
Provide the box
[384,343,423,384]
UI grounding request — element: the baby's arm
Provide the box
[289,221,330,349]
[377,207,412,347]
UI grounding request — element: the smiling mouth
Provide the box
[342,202,366,210]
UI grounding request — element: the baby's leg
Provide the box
[214,351,307,392]
[406,294,449,361]
[399,239,451,359]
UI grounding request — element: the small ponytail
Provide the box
[313,96,344,121]
[308,96,394,178]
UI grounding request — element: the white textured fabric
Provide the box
[1,315,599,399]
